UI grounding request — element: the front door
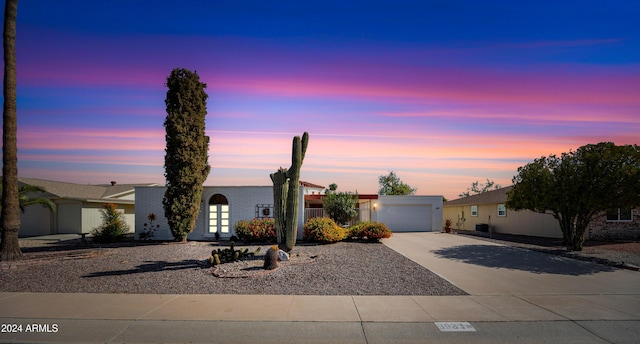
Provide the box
[207,194,230,238]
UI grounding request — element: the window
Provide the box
[471,205,478,217]
[497,204,506,217]
[606,208,632,222]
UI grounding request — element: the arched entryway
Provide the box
[207,194,229,239]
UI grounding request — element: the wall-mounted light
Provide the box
[373,202,377,211]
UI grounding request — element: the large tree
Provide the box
[459,179,501,198]
[163,68,210,242]
[506,142,640,251]
[378,171,416,195]
[1,0,20,261]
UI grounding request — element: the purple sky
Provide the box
[3,1,639,200]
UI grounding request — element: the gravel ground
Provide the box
[0,240,467,296]
[3,233,637,296]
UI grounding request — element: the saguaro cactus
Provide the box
[270,132,309,252]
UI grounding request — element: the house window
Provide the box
[606,208,632,222]
[471,205,478,217]
[208,194,230,237]
[497,204,506,217]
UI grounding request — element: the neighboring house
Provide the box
[135,181,444,240]
[443,186,640,240]
[443,186,563,238]
[18,178,158,237]
[587,208,640,240]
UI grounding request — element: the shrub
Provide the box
[91,203,131,243]
[349,221,392,242]
[322,188,358,226]
[210,241,260,266]
[304,217,347,243]
[349,222,367,239]
[234,218,276,243]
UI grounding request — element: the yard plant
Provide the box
[507,142,640,251]
[234,218,276,243]
[303,217,348,243]
[322,183,358,226]
[91,204,131,243]
[163,68,211,242]
[270,132,309,252]
[349,221,392,241]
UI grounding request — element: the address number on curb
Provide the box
[435,322,476,332]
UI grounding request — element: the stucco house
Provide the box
[443,186,640,240]
[135,182,444,240]
[18,178,158,237]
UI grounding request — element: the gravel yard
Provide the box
[3,233,637,296]
[0,240,467,296]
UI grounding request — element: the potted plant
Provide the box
[444,219,452,233]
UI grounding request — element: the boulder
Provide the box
[278,249,290,261]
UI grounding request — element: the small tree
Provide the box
[91,204,131,243]
[378,171,416,195]
[322,184,358,226]
[506,142,640,251]
[459,179,501,198]
[163,68,211,242]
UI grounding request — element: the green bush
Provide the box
[349,221,392,242]
[91,203,131,243]
[303,217,347,243]
[234,218,276,243]
[322,188,358,226]
[349,222,366,239]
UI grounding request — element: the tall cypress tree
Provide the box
[163,68,210,242]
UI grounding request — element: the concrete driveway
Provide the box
[383,232,640,295]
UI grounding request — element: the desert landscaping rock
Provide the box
[0,241,467,296]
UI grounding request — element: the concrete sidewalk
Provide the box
[1,232,639,343]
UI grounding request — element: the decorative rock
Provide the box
[278,249,290,261]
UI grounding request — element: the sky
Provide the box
[2,1,639,200]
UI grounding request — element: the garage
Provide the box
[374,196,442,232]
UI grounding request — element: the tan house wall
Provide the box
[56,201,83,234]
[20,205,53,237]
[444,203,563,239]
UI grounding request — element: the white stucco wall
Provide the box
[374,195,443,232]
[135,185,306,241]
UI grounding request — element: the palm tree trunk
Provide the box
[1,0,22,261]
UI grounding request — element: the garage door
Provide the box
[378,204,432,232]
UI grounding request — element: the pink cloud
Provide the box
[19,126,165,151]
